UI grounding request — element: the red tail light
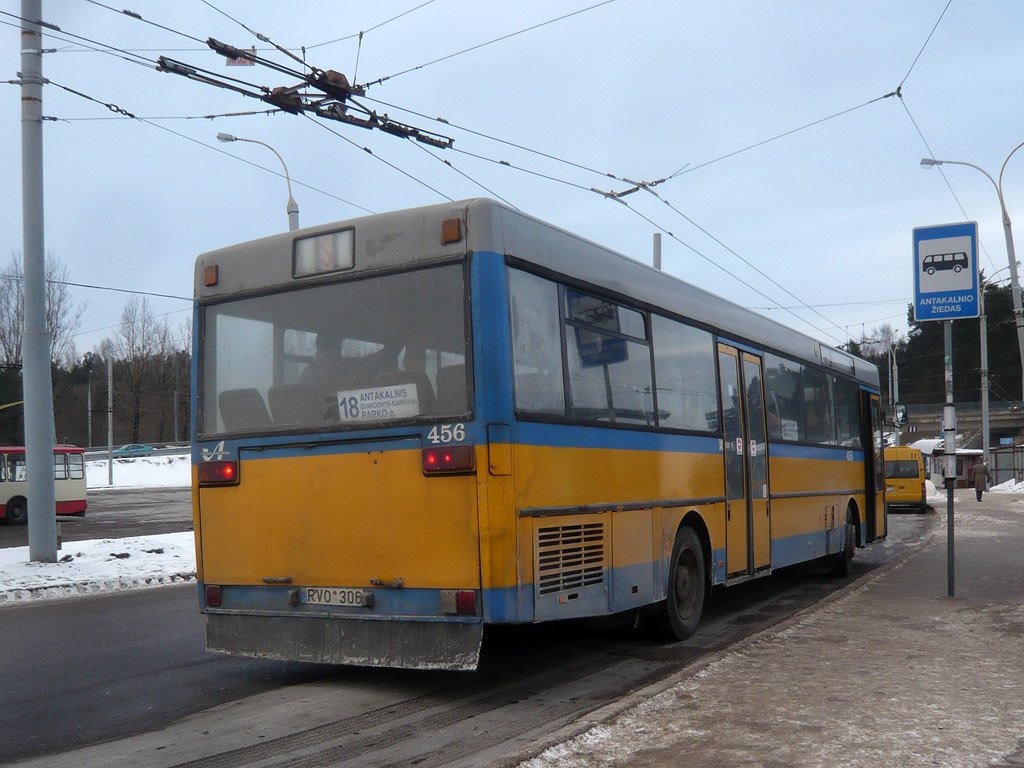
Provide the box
[198,460,239,486]
[205,584,223,607]
[422,445,474,474]
[456,590,476,615]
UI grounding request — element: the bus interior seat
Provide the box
[435,364,467,413]
[219,388,272,431]
[374,371,437,414]
[268,383,324,425]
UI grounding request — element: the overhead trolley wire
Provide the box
[899,0,954,89]
[46,79,373,214]
[305,0,441,51]
[0,9,159,71]
[407,140,521,210]
[358,0,619,89]
[81,0,205,44]
[305,114,452,201]
[899,98,998,273]
[196,0,309,71]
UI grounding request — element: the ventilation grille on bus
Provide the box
[536,522,606,596]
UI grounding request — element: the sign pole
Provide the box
[913,221,979,599]
[943,320,956,597]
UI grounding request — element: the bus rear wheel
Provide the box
[4,497,27,526]
[653,526,706,641]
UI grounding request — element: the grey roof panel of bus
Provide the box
[196,197,878,388]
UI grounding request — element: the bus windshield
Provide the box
[200,262,470,435]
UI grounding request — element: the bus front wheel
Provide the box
[653,526,706,641]
[4,497,27,526]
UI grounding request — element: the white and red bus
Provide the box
[0,446,88,525]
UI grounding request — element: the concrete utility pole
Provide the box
[20,0,58,563]
[107,355,113,486]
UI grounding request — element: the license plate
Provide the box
[301,587,373,607]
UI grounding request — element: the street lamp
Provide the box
[921,142,1024,402]
[217,132,299,231]
[979,263,1020,468]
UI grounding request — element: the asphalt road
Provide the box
[0,486,193,549]
[0,512,934,767]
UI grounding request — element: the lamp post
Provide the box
[217,133,299,231]
[921,143,1024,402]
[979,264,1020,469]
[888,337,901,444]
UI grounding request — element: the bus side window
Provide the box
[0,454,6,482]
[54,453,68,481]
[508,268,566,417]
[69,453,85,480]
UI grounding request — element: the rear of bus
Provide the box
[884,446,927,512]
[192,205,493,670]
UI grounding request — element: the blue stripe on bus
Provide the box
[771,524,859,569]
[516,421,722,454]
[215,583,480,620]
[769,442,865,462]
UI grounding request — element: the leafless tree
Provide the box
[859,322,899,358]
[0,251,86,369]
[113,296,170,442]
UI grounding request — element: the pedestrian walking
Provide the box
[972,460,990,502]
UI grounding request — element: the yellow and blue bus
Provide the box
[192,198,885,670]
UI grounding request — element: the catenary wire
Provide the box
[899,0,954,89]
[305,0,440,50]
[305,114,453,201]
[408,140,521,210]
[899,98,999,274]
[45,79,374,214]
[359,0,619,88]
[82,0,205,44]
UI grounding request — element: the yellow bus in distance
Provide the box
[883,446,927,512]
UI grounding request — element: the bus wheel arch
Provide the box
[4,496,27,526]
[652,514,709,641]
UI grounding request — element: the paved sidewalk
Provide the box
[521,491,1024,768]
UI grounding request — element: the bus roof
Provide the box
[197,198,878,388]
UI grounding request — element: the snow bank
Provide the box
[0,532,196,606]
[990,478,1024,493]
[86,454,191,489]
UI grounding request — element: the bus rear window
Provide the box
[201,263,471,434]
[885,460,921,479]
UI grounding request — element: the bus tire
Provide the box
[654,526,706,641]
[5,497,27,526]
[830,508,855,577]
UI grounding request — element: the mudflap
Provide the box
[206,613,483,671]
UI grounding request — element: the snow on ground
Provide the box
[991,478,1024,493]
[1,455,195,607]
[86,453,191,489]
[0,532,196,606]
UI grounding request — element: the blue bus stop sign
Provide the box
[912,221,980,322]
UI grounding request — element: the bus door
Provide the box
[861,391,886,541]
[719,346,771,580]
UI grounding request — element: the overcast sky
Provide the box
[2,1,1023,357]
